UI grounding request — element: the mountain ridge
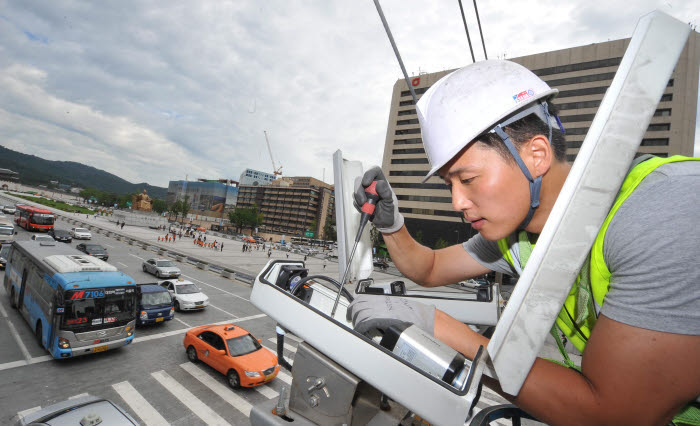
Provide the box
[0,144,167,199]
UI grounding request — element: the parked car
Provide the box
[183,323,279,388]
[76,243,109,261]
[2,205,16,214]
[142,258,181,278]
[159,278,209,311]
[136,284,175,326]
[31,234,55,242]
[48,228,72,242]
[71,227,92,239]
[14,394,138,425]
[0,244,9,270]
[243,236,256,243]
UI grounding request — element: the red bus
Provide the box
[14,205,56,232]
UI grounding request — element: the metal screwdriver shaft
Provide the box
[330,181,380,317]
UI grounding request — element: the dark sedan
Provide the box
[48,228,72,242]
[76,243,109,261]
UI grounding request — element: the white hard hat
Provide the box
[416,60,558,183]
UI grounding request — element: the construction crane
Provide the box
[263,131,283,176]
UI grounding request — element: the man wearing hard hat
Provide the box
[348,60,700,425]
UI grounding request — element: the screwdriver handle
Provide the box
[361,181,381,216]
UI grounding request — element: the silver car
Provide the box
[71,227,92,239]
[15,394,138,425]
[142,258,181,278]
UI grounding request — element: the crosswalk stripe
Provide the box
[112,381,169,426]
[69,393,89,400]
[262,344,294,364]
[282,334,303,343]
[254,383,279,399]
[16,406,41,421]
[152,370,232,425]
[267,338,297,352]
[179,363,253,417]
[277,370,293,385]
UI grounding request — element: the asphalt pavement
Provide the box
[0,193,549,425]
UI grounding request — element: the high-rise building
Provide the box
[166,179,239,218]
[239,168,276,187]
[381,33,700,247]
[236,177,334,240]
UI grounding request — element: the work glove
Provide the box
[353,166,404,234]
[347,294,435,336]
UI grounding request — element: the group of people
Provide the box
[114,220,125,229]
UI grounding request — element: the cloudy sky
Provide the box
[0,1,698,188]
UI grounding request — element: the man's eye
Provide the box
[461,177,474,184]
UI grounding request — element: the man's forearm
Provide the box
[382,226,438,286]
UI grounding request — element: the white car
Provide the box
[159,278,209,311]
[71,227,92,239]
[142,258,181,278]
[2,205,16,214]
[31,234,55,242]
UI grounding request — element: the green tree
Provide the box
[228,204,264,233]
[180,195,191,221]
[152,199,167,214]
[228,209,245,233]
[323,216,337,241]
[434,238,449,249]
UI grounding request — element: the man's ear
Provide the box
[523,135,553,178]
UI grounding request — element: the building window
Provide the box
[399,100,415,106]
[554,100,601,111]
[397,195,452,203]
[391,158,429,164]
[400,87,430,97]
[391,182,447,190]
[395,128,422,135]
[532,57,622,77]
[390,170,429,177]
[559,114,596,123]
[667,79,674,87]
[654,109,671,117]
[398,207,462,218]
[557,86,609,98]
[566,154,578,162]
[398,109,417,116]
[397,118,420,125]
[660,94,673,102]
[564,127,589,135]
[545,72,616,87]
[640,138,669,146]
[566,140,584,149]
[394,138,422,145]
[647,123,670,131]
[392,147,425,154]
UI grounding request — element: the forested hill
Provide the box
[0,144,167,199]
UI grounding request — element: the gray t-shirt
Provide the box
[464,161,700,335]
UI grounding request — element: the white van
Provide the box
[0,214,15,245]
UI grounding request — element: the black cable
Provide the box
[563,305,589,342]
[472,0,488,59]
[457,0,476,63]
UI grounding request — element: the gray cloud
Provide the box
[0,0,697,188]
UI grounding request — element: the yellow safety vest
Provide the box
[497,155,700,425]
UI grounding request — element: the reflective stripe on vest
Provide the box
[498,155,698,353]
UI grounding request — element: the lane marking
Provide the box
[276,371,293,385]
[267,338,297,353]
[117,262,129,268]
[282,333,303,343]
[102,243,114,248]
[69,393,89,399]
[174,317,191,328]
[208,303,239,318]
[254,383,279,399]
[152,370,232,425]
[129,253,145,261]
[180,362,253,417]
[262,344,294,361]
[181,274,250,302]
[0,299,8,318]
[112,381,169,426]
[7,319,32,362]
[16,406,42,421]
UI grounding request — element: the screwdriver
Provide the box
[330,181,380,317]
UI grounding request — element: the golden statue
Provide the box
[132,189,153,212]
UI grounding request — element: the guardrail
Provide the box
[0,193,257,285]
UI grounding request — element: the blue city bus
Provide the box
[3,241,138,359]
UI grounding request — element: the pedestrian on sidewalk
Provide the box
[323,259,327,270]
[121,222,125,229]
[267,249,272,258]
[220,242,224,252]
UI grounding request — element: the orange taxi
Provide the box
[243,236,256,243]
[183,324,280,388]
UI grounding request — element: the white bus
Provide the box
[3,241,138,359]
